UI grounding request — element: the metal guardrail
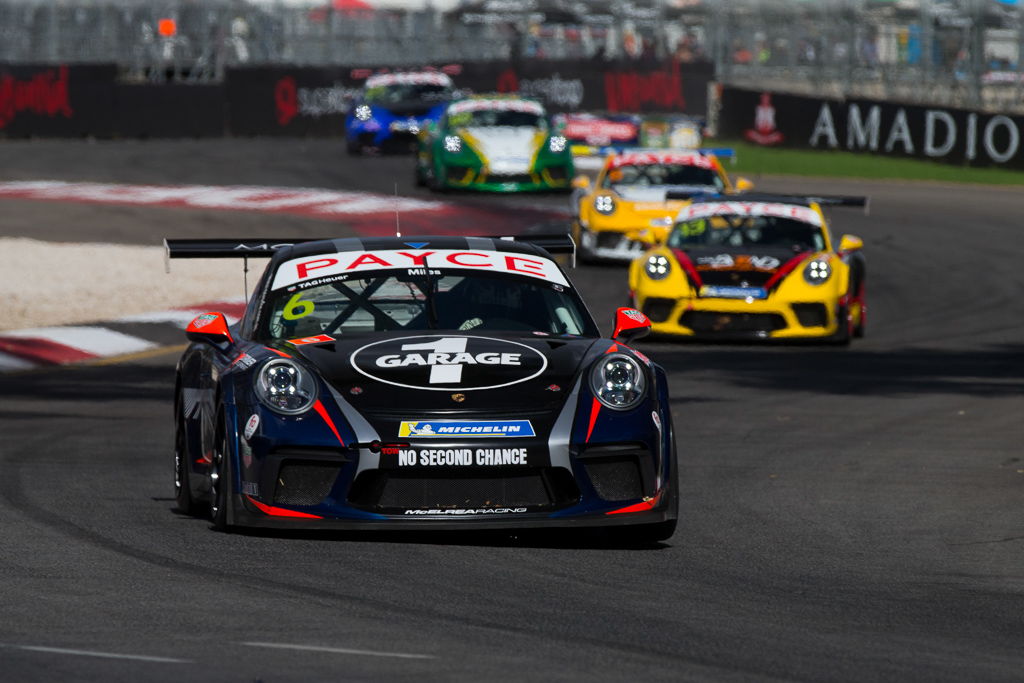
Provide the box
[1,0,1023,112]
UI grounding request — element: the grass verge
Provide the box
[715,138,1024,186]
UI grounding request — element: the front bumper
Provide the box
[228,490,674,531]
[438,164,573,192]
[638,293,843,340]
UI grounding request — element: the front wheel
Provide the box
[173,394,201,516]
[209,412,233,532]
[574,223,596,263]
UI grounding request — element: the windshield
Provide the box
[259,271,596,341]
[365,83,452,105]
[668,214,826,252]
[603,163,723,190]
[448,110,546,129]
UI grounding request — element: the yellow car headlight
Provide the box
[803,259,832,285]
[594,195,616,215]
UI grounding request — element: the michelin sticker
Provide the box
[398,420,535,438]
[351,335,547,391]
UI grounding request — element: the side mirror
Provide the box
[186,312,233,346]
[734,177,754,192]
[571,175,591,190]
[612,307,651,344]
[838,234,864,252]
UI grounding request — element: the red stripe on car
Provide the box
[670,249,703,289]
[313,399,345,446]
[763,252,814,291]
[246,496,323,519]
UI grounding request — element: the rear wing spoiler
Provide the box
[572,145,735,161]
[665,192,870,215]
[766,193,870,215]
[165,232,577,262]
[165,238,315,259]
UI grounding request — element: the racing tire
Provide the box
[173,393,201,516]
[853,310,866,338]
[414,164,427,187]
[829,304,853,346]
[345,138,363,156]
[209,411,233,532]
[574,224,597,264]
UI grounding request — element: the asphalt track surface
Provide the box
[1,139,1022,682]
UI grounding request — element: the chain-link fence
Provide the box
[2,0,1023,111]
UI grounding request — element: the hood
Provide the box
[377,101,437,118]
[681,245,811,287]
[614,185,716,204]
[285,332,599,416]
[461,126,544,174]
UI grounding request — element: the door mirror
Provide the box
[612,307,652,344]
[839,234,864,252]
[185,312,233,346]
[734,177,754,192]
[571,175,591,190]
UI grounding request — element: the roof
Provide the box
[268,236,571,291]
[447,97,545,115]
[676,199,824,227]
[364,72,453,88]
[608,151,715,169]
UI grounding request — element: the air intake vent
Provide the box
[273,462,340,506]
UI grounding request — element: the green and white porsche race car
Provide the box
[415,96,574,193]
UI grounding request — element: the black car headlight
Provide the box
[645,254,671,280]
[590,353,646,410]
[354,104,372,122]
[254,358,318,415]
[594,195,616,215]
[803,259,832,285]
[443,135,463,153]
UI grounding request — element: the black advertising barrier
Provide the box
[224,59,714,137]
[720,86,1024,170]
[226,66,361,137]
[0,63,117,138]
[115,84,225,138]
[0,60,713,138]
[459,59,712,115]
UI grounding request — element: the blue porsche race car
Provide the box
[345,72,455,154]
[168,234,677,542]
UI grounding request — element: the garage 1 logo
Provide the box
[350,335,547,391]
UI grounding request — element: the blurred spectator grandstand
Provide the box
[1,0,1022,110]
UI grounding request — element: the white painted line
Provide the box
[241,641,436,660]
[0,353,36,371]
[0,326,157,356]
[10,644,188,663]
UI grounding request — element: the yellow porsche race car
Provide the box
[571,149,752,262]
[628,194,867,343]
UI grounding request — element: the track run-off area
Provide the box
[0,138,1022,682]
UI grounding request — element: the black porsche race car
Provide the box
[169,234,677,542]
